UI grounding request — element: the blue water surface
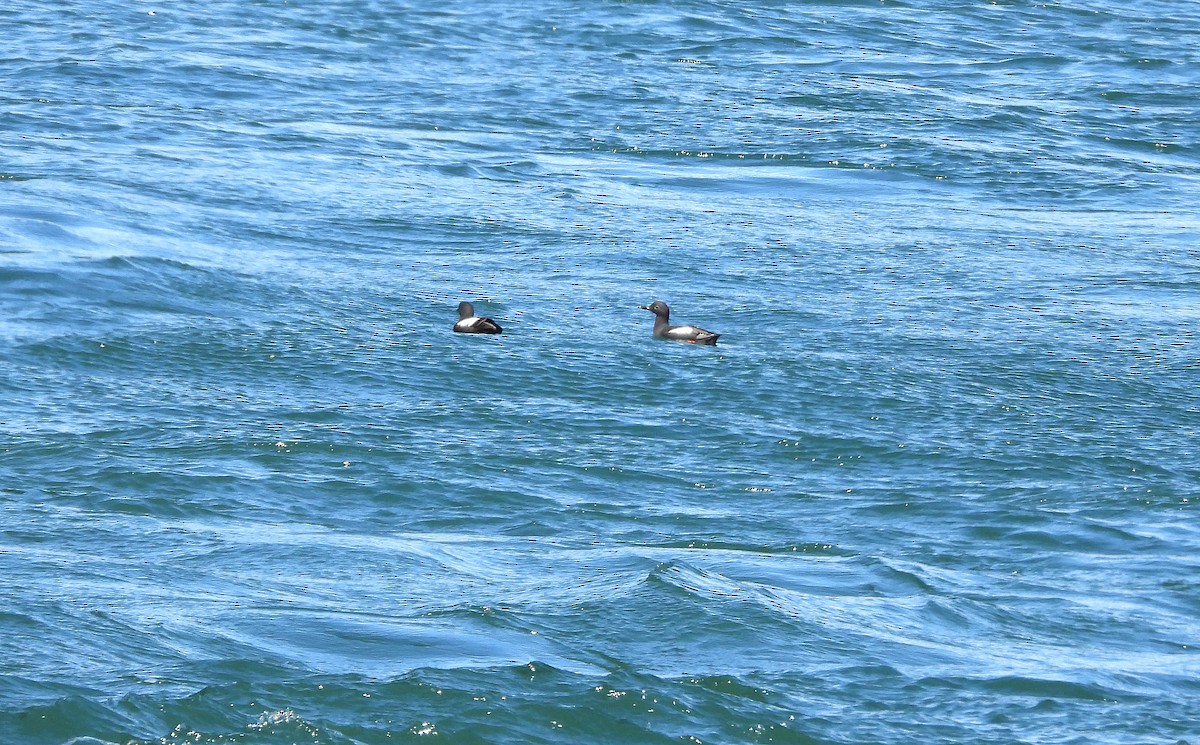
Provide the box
[2,1,1198,743]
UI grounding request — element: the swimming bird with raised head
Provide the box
[453,302,503,334]
[639,300,720,345]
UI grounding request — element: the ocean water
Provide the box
[2,1,1198,743]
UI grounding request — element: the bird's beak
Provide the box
[638,305,650,310]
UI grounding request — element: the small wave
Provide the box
[650,539,849,556]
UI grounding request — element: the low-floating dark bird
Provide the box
[453,301,503,334]
[639,300,720,345]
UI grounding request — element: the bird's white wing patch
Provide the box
[666,325,705,339]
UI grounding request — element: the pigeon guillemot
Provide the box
[453,302,503,334]
[639,300,719,345]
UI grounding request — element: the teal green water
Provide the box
[2,2,1198,743]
